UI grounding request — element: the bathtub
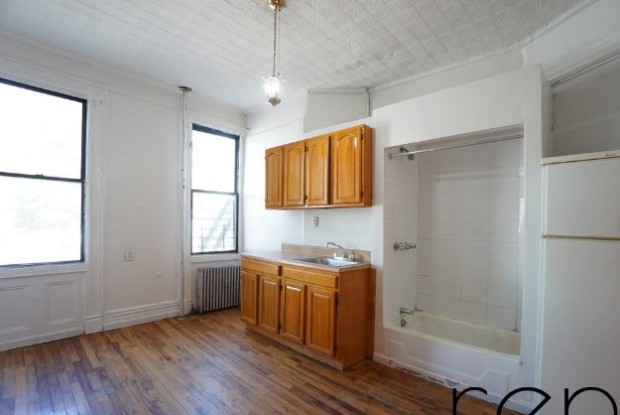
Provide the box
[376,312,529,412]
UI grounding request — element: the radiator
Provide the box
[195,264,240,313]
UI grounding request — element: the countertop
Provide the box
[241,250,371,272]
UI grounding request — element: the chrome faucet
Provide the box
[325,242,356,261]
[325,242,344,249]
[399,306,414,315]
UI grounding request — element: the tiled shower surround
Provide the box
[385,138,524,332]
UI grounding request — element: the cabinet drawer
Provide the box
[281,266,337,288]
[242,259,281,276]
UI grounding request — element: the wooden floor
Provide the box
[0,308,518,414]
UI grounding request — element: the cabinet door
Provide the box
[240,271,258,325]
[331,126,363,205]
[258,275,281,333]
[305,135,330,206]
[280,281,306,344]
[283,141,306,207]
[305,287,336,356]
[265,146,283,208]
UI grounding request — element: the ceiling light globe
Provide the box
[264,75,282,106]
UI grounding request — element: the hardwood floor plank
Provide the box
[0,309,520,414]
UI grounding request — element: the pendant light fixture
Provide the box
[265,0,285,106]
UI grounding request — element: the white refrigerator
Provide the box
[540,150,620,414]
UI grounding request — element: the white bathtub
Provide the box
[376,312,530,412]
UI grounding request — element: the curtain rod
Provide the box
[387,134,523,160]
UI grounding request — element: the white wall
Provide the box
[304,90,369,133]
[0,34,245,348]
[552,58,620,156]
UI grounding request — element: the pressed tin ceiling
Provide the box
[0,0,593,112]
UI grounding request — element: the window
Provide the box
[191,125,239,254]
[0,78,86,267]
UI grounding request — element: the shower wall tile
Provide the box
[461,282,488,304]
[437,278,460,299]
[488,283,518,308]
[488,263,518,286]
[416,294,437,314]
[462,198,490,220]
[489,242,519,264]
[418,276,439,296]
[459,261,488,282]
[437,297,460,319]
[489,197,520,222]
[414,139,523,332]
[438,259,459,279]
[463,220,490,241]
[490,220,519,242]
[462,241,489,262]
[461,302,487,325]
[487,306,517,331]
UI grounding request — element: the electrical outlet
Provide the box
[123,249,135,261]
[312,216,319,228]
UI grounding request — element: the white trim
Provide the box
[549,39,620,87]
[0,327,84,353]
[0,263,88,279]
[103,300,179,331]
[85,314,103,334]
[190,253,241,263]
[183,299,193,315]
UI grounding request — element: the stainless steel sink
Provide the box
[293,256,358,267]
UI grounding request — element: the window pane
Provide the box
[192,192,236,253]
[0,177,82,266]
[0,82,83,179]
[191,129,236,192]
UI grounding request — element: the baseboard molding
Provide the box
[183,299,192,315]
[103,300,180,331]
[0,327,84,352]
[85,314,103,334]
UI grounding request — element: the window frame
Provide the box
[0,77,87,268]
[190,124,240,255]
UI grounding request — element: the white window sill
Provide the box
[0,262,88,279]
[190,253,240,264]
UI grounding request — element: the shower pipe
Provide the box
[387,134,523,160]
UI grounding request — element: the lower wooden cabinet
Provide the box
[241,256,372,370]
[240,271,258,325]
[305,286,336,356]
[280,281,306,344]
[258,275,281,334]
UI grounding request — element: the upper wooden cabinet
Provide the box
[331,125,372,207]
[305,134,330,207]
[265,146,283,208]
[282,141,306,207]
[265,124,372,209]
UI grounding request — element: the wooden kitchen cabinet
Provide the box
[305,134,330,206]
[264,124,372,209]
[240,271,258,325]
[280,281,306,344]
[305,286,336,356]
[258,275,281,334]
[240,256,373,370]
[283,141,306,207]
[265,146,283,208]
[331,125,372,207]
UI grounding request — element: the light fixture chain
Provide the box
[272,6,278,76]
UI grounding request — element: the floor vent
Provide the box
[195,264,240,313]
